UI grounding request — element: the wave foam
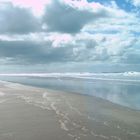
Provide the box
[0,71,140,77]
[0,71,140,82]
[123,71,140,76]
[0,92,5,96]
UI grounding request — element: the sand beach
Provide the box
[0,81,140,140]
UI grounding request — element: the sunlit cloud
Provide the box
[0,0,140,71]
[0,0,51,16]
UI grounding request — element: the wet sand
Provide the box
[0,81,140,140]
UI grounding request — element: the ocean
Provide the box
[0,71,140,110]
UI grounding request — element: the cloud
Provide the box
[121,39,140,64]
[0,2,41,34]
[0,0,51,16]
[0,35,97,64]
[123,51,140,64]
[0,31,138,65]
[0,39,75,64]
[42,0,110,34]
[0,0,140,69]
[128,0,140,7]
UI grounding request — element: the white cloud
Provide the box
[0,0,51,16]
[0,0,140,66]
[129,0,140,7]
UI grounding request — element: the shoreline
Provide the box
[1,79,140,112]
[0,80,140,140]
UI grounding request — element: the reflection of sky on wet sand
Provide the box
[83,81,140,110]
[0,76,140,110]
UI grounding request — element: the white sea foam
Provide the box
[123,71,140,76]
[42,92,48,98]
[0,92,5,96]
[59,120,69,131]
[0,72,140,82]
[0,99,7,103]
[0,71,139,77]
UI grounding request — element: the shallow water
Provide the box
[0,73,140,110]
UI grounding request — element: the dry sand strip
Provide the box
[0,80,140,140]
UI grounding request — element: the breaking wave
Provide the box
[0,71,140,82]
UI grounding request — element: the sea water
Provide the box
[0,72,140,110]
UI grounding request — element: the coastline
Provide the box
[0,80,140,140]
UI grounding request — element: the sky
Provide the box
[0,0,140,73]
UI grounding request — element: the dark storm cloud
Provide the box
[0,2,41,34]
[42,0,109,33]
